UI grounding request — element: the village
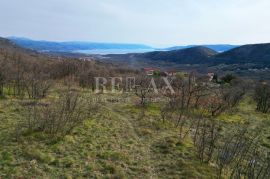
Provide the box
[142,67,215,82]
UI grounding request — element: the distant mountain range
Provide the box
[3,37,270,66]
[165,44,239,52]
[7,37,153,52]
[106,44,270,66]
[8,37,238,54]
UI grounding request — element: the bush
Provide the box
[221,74,236,84]
[254,82,270,113]
[18,91,97,138]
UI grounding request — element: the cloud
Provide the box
[0,0,270,46]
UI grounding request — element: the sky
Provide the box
[0,0,270,47]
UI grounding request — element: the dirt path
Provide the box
[101,102,187,178]
[100,104,158,178]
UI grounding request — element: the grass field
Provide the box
[0,91,269,178]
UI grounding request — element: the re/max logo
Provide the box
[94,77,175,94]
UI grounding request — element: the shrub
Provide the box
[254,82,270,113]
[221,74,236,84]
[18,91,97,138]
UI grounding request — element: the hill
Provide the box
[0,38,270,178]
[0,37,46,61]
[105,43,270,67]
[128,43,270,65]
[0,37,36,53]
[111,46,218,64]
[214,43,270,64]
[0,37,14,48]
[165,44,238,52]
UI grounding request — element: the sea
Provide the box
[74,48,155,55]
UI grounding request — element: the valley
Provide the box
[0,37,270,178]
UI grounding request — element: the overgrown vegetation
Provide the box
[0,44,270,178]
[17,90,97,139]
[254,82,270,113]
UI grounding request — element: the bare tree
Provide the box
[24,63,52,99]
[254,82,270,113]
[19,90,97,138]
[12,54,26,97]
[0,71,4,97]
[135,75,153,106]
[193,117,220,163]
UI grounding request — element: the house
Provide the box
[79,57,93,61]
[207,73,215,82]
[142,68,160,76]
[164,70,177,77]
[261,81,268,85]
